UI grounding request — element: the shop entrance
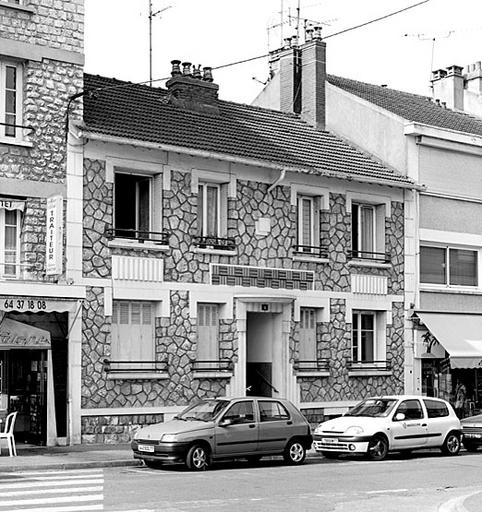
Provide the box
[246,312,281,397]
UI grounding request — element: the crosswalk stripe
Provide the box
[0,469,103,477]
[0,485,103,497]
[0,478,103,490]
[0,493,103,508]
[3,505,103,512]
[0,473,103,481]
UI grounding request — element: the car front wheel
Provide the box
[367,435,388,461]
[186,444,210,471]
[441,432,461,456]
[283,439,306,465]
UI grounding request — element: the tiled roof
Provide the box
[82,74,413,187]
[328,74,482,137]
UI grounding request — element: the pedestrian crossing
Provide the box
[0,468,104,511]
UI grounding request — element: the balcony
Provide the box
[192,359,234,378]
[106,228,169,245]
[293,359,330,377]
[348,250,390,264]
[102,358,168,380]
[193,235,235,252]
[293,244,328,260]
[347,359,392,377]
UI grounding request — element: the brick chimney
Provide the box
[264,27,326,130]
[431,65,464,110]
[166,60,219,114]
[465,61,482,94]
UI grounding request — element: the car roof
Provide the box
[365,395,448,402]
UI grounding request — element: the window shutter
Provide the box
[299,308,316,360]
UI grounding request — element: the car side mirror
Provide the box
[394,412,405,421]
[219,418,235,427]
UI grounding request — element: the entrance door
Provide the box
[246,313,281,397]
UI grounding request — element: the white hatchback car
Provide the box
[313,395,462,460]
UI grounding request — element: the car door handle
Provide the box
[248,424,256,428]
[422,423,427,427]
[286,421,293,425]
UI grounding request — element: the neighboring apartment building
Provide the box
[0,0,85,446]
[74,34,416,444]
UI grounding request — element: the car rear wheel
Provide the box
[185,444,209,471]
[283,439,306,465]
[463,440,479,452]
[367,435,388,461]
[441,432,461,456]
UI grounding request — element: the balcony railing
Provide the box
[293,244,328,258]
[293,359,329,372]
[192,360,234,372]
[102,358,168,374]
[0,121,35,138]
[193,236,235,251]
[0,261,37,280]
[348,249,390,263]
[347,359,390,371]
[106,228,169,245]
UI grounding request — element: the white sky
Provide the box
[84,0,482,103]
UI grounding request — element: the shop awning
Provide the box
[417,312,482,369]
[0,318,51,349]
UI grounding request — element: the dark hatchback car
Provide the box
[461,413,482,451]
[131,397,312,470]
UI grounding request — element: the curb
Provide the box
[0,459,141,473]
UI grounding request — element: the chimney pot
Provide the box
[182,62,192,76]
[171,60,182,76]
[192,64,202,79]
[284,37,292,49]
[313,26,323,39]
[476,61,481,70]
[441,101,446,108]
[435,98,441,106]
[291,35,299,47]
[203,66,213,82]
[305,28,313,42]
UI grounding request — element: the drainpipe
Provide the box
[267,169,287,193]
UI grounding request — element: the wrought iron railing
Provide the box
[0,121,35,138]
[102,358,168,373]
[293,359,329,372]
[348,249,390,263]
[106,228,169,245]
[293,245,328,258]
[193,236,236,251]
[192,359,234,372]
[347,359,390,371]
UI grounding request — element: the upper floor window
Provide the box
[114,172,151,240]
[420,246,478,287]
[0,208,21,279]
[0,61,23,141]
[352,203,376,258]
[197,303,219,361]
[352,311,375,363]
[111,301,155,371]
[299,307,316,361]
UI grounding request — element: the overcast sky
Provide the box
[84,0,482,103]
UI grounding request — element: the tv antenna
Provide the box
[149,1,172,86]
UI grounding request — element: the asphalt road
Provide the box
[110,450,482,512]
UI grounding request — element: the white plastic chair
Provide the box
[0,412,17,456]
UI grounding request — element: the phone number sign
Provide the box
[3,298,48,313]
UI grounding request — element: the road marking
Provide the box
[0,493,103,507]
[0,485,103,497]
[438,490,481,512]
[0,478,103,490]
[366,488,409,494]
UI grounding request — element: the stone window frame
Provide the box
[290,183,329,263]
[0,1,35,14]
[346,191,391,269]
[191,168,236,255]
[106,158,165,251]
[0,59,25,145]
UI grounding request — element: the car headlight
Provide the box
[345,426,364,436]
[314,424,325,435]
[161,433,178,443]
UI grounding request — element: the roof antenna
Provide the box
[148,0,172,87]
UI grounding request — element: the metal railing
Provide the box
[293,244,328,258]
[293,359,329,372]
[347,359,390,371]
[192,360,234,372]
[193,235,236,251]
[0,121,35,138]
[348,249,390,263]
[102,358,168,373]
[105,228,169,245]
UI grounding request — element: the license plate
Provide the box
[464,433,482,439]
[322,438,336,444]
[138,444,155,453]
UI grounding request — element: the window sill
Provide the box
[193,371,233,379]
[420,285,481,295]
[106,372,169,380]
[193,248,236,256]
[108,239,169,252]
[293,255,329,264]
[347,260,391,269]
[0,137,33,148]
[296,371,330,378]
[0,1,35,14]
[348,370,393,377]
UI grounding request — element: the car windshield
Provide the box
[177,400,230,422]
[345,398,398,418]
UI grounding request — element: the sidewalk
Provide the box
[0,443,140,472]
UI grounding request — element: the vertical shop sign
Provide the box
[46,195,63,276]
